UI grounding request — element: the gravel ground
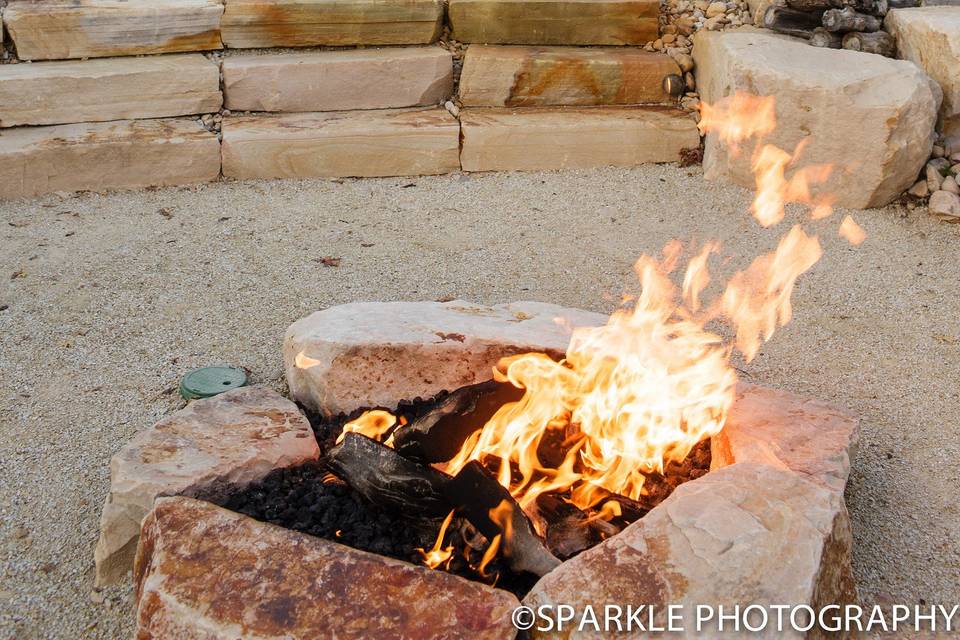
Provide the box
[1,165,958,638]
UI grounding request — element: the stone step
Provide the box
[0,119,221,200]
[459,106,699,172]
[459,45,680,107]
[221,108,460,179]
[0,54,221,128]
[3,0,223,61]
[222,46,452,112]
[221,0,444,48]
[448,0,659,45]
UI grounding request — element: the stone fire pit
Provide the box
[96,301,858,639]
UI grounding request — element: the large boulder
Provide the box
[885,6,960,136]
[94,387,319,586]
[523,463,858,639]
[693,30,942,208]
[135,497,519,639]
[283,300,607,416]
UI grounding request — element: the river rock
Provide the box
[283,300,607,416]
[94,387,319,586]
[693,30,942,208]
[134,497,519,639]
[929,189,960,219]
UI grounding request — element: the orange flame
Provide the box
[417,510,456,569]
[338,410,397,446]
[294,350,322,369]
[839,215,866,245]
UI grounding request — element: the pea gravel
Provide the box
[1,165,958,638]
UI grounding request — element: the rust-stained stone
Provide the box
[523,463,858,639]
[94,387,319,586]
[459,45,680,107]
[135,497,519,639]
[715,382,859,494]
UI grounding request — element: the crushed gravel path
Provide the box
[1,166,958,638]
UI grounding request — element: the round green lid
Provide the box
[180,366,247,400]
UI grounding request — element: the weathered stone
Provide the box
[449,0,659,45]
[135,497,519,639]
[4,0,223,61]
[886,7,960,135]
[221,108,460,179]
[0,118,220,200]
[458,46,680,107]
[713,383,859,494]
[283,300,607,416]
[0,54,221,128]
[693,30,942,208]
[222,47,453,112]
[94,387,319,586]
[460,107,700,172]
[929,189,960,219]
[524,463,858,638]
[221,0,444,48]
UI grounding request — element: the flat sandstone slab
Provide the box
[221,0,444,48]
[459,45,680,107]
[221,108,460,179]
[222,46,453,112]
[4,0,223,60]
[885,7,960,135]
[95,387,319,586]
[449,0,659,45]
[523,463,857,638]
[0,54,221,128]
[284,300,607,416]
[460,107,699,171]
[135,497,519,639]
[693,30,941,208]
[0,118,220,200]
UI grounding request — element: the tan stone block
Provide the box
[459,45,680,107]
[460,106,700,172]
[221,0,444,48]
[4,0,223,61]
[0,118,220,200]
[0,54,221,128]
[221,108,460,180]
[449,0,660,45]
[135,497,519,639]
[222,46,452,112]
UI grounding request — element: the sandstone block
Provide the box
[221,0,444,48]
[0,54,221,128]
[222,46,453,112]
[524,463,858,638]
[885,7,960,135]
[449,0,660,44]
[135,497,519,639]
[283,300,607,416]
[460,106,700,172]
[221,108,460,179]
[693,30,941,208]
[4,0,223,60]
[0,118,220,200]
[94,387,319,586]
[458,45,680,107]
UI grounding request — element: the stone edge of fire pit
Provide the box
[133,496,520,640]
[282,299,608,416]
[94,386,320,586]
[522,462,858,639]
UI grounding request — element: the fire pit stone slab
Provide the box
[94,386,319,586]
[284,299,607,416]
[134,496,520,640]
[718,383,858,494]
[523,462,857,639]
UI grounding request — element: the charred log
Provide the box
[830,0,888,15]
[444,461,561,577]
[822,7,882,32]
[325,432,453,517]
[393,380,525,463]
[785,0,831,11]
[886,0,919,7]
[534,494,600,560]
[842,30,895,56]
[763,6,824,38]
[810,26,844,47]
